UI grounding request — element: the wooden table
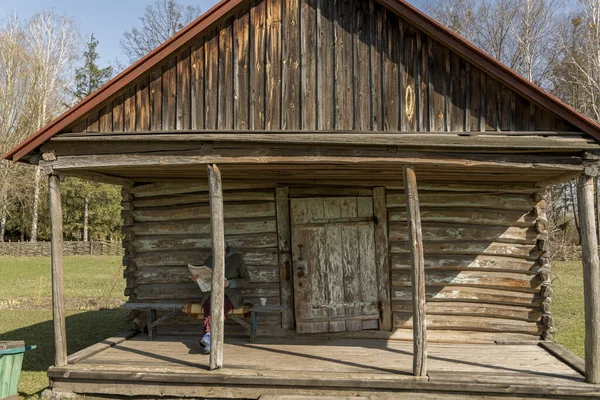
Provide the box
[249,305,285,342]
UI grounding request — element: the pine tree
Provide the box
[71,34,113,102]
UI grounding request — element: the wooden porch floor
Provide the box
[48,333,600,399]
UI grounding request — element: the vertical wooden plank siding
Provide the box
[163,57,177,130]
[371,2,383,131]
[177,48,192,130]
[334,0,354,130]
[373,187,392,331]
[150,68,163,131]
[283,0,301,130]
[250,0,267,130]
[317,0,334,130]
[234,8,250,130]
[276,187,294,330]
[112,97,124,132]
[191,39,206,130]
[302,0,318,130]
[208,164,225,370]
[578,173,600,384]
[266,0,282,130]
[49,173,67,367]
[218,21,234,130]
[403,166,427,377]
[205,32,219,130]
[383,11,400,131]
[68,0,578,134]
[354,0,371,131]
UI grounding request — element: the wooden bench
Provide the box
[121,303,284,341]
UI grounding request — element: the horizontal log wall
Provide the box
[68,0,574,135]
[387,189,552,340]
[122,183,281,335]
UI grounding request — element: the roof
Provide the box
[5,0,600,162]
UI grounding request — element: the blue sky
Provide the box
[0,0,426,70]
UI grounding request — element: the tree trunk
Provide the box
[30,167,41,242]
[0,194,6,242]
[83,197,89,241]
[570,180,581,244]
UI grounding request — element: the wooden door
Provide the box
[290,197,379,333]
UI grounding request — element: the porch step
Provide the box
[259,397,368,400]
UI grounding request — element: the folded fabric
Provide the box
[181,302,250,320]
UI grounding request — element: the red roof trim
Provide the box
[4,0,245,161]
[5,0,600,162]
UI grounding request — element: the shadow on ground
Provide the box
[0,309,128,398]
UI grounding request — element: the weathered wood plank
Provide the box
[317,0,334,130]
[133,249,278,268]
[265,0,282,130]
[112,95,124,132]
[578,173,600,383]
[334,0,354,130]
[392,286,544,307]
[132,218,277,237]
[275,187,294,330]
[391,254,539,273]
[388,208,536,228]
[250,0,267,130]
[134,233,278,253]
[132,202,276,222]
[383,10,400,131]
[177,48,191,130]
[403,166,427,377]
[150,68,162,131]
[218,21,234,131]
[386,192,534,211]
[354,0,370,131]
[208,164,225,370]
[393,314,544,335]
[403,26,417,132]
[389,223,539,244]
[393,301,543,322]
[49,173,67,367]
[133,190,275,208]
[234,8,250,130]
[391,270,543,292]
[374,187,391,331]
[205,31,219,130]
[162,57,177,130]
[390,241,542,259]
[283,0,300,130]
[191,38,205,130]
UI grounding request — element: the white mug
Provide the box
[260,297,267,306]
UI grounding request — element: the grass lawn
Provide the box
[552,260,585,358]
[0,256,587,399]
[0,256,127,399]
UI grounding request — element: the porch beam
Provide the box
[578,171,600,384]
[207,164,225,370]
[403,166,427,377]
[49,172,67,367]
[42,154,584,172]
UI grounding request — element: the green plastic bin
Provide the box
[0,341,36,400]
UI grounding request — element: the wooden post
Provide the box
[49,172,67,367]
[207,164,225,370]
[403,166,427,377]
[578,173,600,384]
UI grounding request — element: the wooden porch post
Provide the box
[49,172,67,367]
[578,172,600,384]
[207,164,225,370]
[403,166,427,377]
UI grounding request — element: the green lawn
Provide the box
[0,257,586,399]
[552,260,585,358]
[0,256,127,399]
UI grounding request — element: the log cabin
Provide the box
[5,0,600,398]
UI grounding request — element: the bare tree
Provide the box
[25,11,80,242]
[120,0,201,63]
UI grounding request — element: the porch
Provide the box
[49,333,599,399]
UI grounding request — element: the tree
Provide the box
[25,11,80,242]
[120,0,202,63]
[70,34,113,103]
[67,34,117,241]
